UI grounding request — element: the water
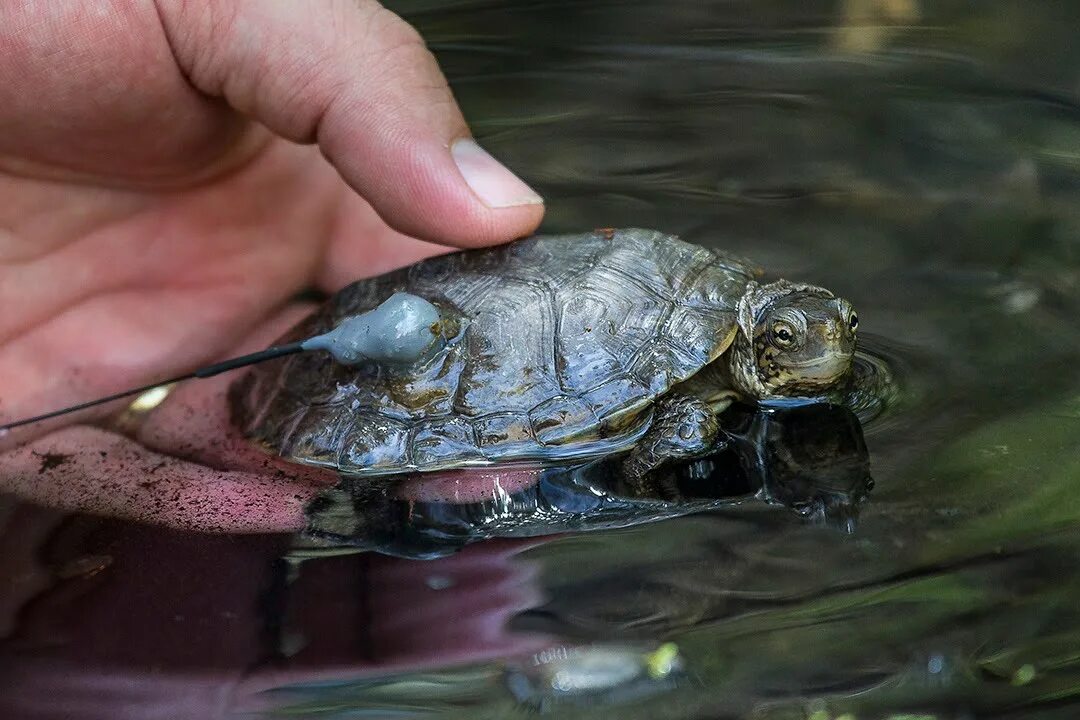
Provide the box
[2,1,1079,718]
[301,401,874,557]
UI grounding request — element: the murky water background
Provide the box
[2,1,1079,718]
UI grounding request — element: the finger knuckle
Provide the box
[160,0,241,90]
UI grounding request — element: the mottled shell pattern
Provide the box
[232,229,759,476]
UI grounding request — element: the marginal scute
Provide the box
[407,251,460,286]
[411,417,482,467]
[254,400,308,456]
[286,404,350,466]
[472,413,535,454]
[581,374,653,421]
[528,395,598,445]
[338,415,410,472]
[232,229,756,476]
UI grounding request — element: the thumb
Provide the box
[156,0,543,247]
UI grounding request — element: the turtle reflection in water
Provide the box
[232,229,859,484]
[303,403,872,559]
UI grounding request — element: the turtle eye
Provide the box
[848,313,859,331]
[772,322,796,347]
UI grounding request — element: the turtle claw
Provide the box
[650,474,687,503]
[621,394,720,498]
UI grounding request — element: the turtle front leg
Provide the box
[623,394,722,499]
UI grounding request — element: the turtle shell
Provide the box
[231,228,758,476]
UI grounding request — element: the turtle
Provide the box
[231,228,858,482]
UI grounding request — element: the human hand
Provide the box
[0,1,544,530]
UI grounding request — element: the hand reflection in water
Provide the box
[0,1,543,531]
[0,513,552,720]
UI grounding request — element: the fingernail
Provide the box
[451,138,543,209]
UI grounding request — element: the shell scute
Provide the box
[594,230,685,300]
[555,333,625,395]
[528,395,599,445]
[255,400,308,456]
[388,347,466,417]
[556,271,670,376]
[455,278,560,415]
[436,273,501,311]
[285,404,350,467]
[581,374,654,422]
[665,305,729,365]
[472,412,536,456]
[626,342,687,396]
[338,415,410,473]
[677,260,753,311]
[410,417,482,467]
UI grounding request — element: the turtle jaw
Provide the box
[727,340,853,401]
[765,351,854,396]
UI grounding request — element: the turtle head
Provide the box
[729,280,858,400]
